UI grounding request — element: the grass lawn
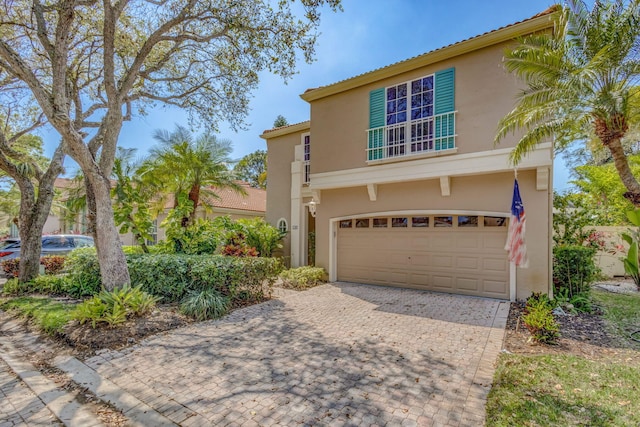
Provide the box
[0,296,77,335]
[487,289,640,427]
[593,290,640,350]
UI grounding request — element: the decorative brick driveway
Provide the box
[85,283,508,426]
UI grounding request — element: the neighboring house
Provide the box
[262,9,555,301]
[35,178,266,245]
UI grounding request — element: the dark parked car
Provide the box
[0,235,95,262]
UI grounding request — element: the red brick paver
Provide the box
[84,283,508,426]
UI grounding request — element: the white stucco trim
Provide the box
[310,143,552,191]
[328,210,513,297]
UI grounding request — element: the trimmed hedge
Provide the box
[65,252,284,303]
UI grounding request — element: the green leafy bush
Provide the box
[621,209,640,290]
[122,245,145,255]
[29,275,68,295]
[523,293,560,344]
[63,251,283,305]
[279,266,326,290]
[40,256,66,275]
[236,218,286,257]
[64,248,102,297]
[553,245,598,298]
[1,278,24,295]
[73,284,159,328]
[180,288,229,321]
[127,254,191,302]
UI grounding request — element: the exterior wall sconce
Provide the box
[308,199,317,217]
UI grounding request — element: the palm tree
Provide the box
[495,0,640,205]
[144,125,245,227]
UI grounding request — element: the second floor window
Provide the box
[368,67,455,162]
[303,133,310,184]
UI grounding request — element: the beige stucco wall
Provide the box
[265,129,308,259]
[309,41,523,174]
[313,169,550,300]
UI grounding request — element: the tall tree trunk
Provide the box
[17,184,42,282]
[606,137,640,206]
[89,173,130,291]
[15,146,65,282]
[186,184,200,226]
[84,175,97,236]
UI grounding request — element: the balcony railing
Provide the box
[366,111,457,162]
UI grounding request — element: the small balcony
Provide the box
[366,111,457,162]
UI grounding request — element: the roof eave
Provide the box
[300,12,555,103]
[259,121,311,140]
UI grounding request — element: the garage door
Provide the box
[337,215,509,299]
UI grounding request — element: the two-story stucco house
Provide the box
[262,9,555,301]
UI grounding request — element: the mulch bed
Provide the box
[503,299,640,364]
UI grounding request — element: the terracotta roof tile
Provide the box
[203,182,266,213]
[261,120,311,135]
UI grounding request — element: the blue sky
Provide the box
[41,0,573,189]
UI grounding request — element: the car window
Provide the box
[43,236,74,249]
[1,240,20,249]
[74,237,94,248]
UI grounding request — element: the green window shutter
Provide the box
[369,88,385,128]
[434,67,455,115]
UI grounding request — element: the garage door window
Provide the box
[412,216,429,227]
[484,216,506,227]
[340,219,352,228]
[356,218,370,228]
[434,216,452,227]
[458,216,478,227]
[392,217,408,227]
[373,218,388,228]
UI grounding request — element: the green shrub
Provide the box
[30,275,68,295]
[2,278,24,295]
[72,284,159,328]
[40,256,66,275]
[127,254,191,302]
[180,288,230,321]
[553,245,598,298]
[279,266,326,290]
[1,259,19,278]
[523,293,560,344]
[62,251,283,305]
[122,245,144,255]
[163,218,222,255]
[64,248,101,297]
[236,218,286,257]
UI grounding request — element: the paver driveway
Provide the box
[85,283,508,426]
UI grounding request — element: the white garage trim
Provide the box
[329,209,514,300]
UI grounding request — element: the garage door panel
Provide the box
[432,275,454,290]
[457,277,479,291]
[337,216,509,299]
[457,235,481,249]
[484,279,508,294]
[483,258,508,273]
[433,254,453,267]
[456,256,479,270]
[483,233,507,250]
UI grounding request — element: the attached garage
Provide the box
[336,214,509,299]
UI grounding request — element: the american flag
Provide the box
[505,179,529,268]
